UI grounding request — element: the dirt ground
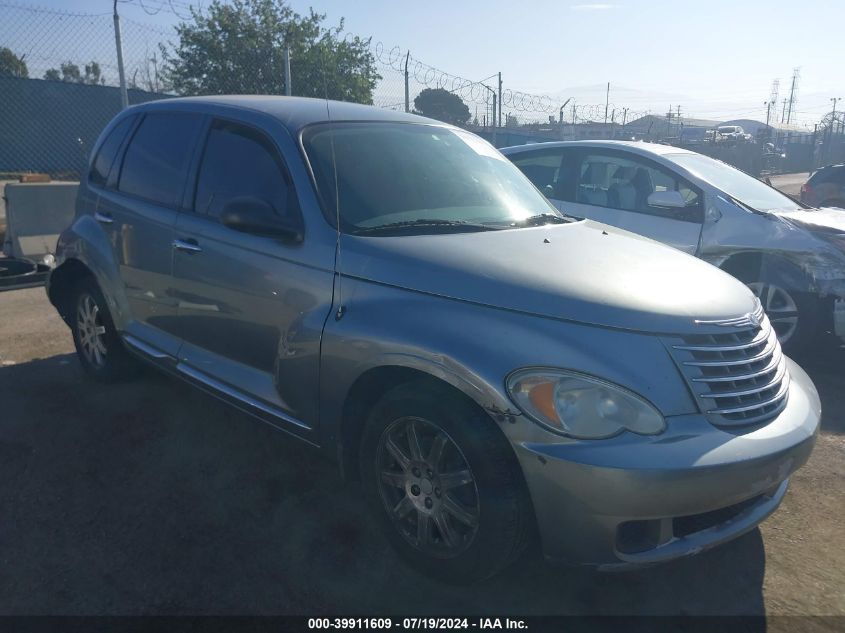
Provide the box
[0,287,843,623]
[769,172,811,199]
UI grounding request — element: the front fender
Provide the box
[318,277,699,453]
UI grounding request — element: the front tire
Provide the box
[360,381,532,584]
[746,280,821,355]
[69,277,139,382]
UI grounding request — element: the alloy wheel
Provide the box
[376,416,480,558]
[76,293,108,368]
[747,281,799,345]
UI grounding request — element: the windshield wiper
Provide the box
[509,213,572,227]
[351,219,502,235]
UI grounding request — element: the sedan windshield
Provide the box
[669,153,803,211]
[302,122,560,234]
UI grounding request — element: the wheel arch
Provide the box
[718,250,812,292]
[337,364,507,482]
[47,258,96,325]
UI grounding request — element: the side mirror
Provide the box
[220,197,303,242]
[647,190,687,209]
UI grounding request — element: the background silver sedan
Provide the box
[503,141,845,354]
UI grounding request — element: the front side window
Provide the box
[194,120,294,219]
[575,152,700,216]
[302,123,559,233]
[89,115,135,187]
[118,112,203,207]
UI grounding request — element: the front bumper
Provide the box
[513,358,820,569]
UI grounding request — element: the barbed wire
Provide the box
[0,0,833,131]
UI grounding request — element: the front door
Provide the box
[170,117,334,436]
[511,147,705,254]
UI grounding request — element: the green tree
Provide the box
[83,61,104,85]
[413,88,471,126]
[0,47,28,78]
[161,0,379,103]
[43,61,104,84]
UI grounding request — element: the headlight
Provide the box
[506,369,665,439]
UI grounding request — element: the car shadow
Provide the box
[0,353,766,618]
[791,340,845,435]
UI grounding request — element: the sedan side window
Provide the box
[576,152,701,220]
[510,151,563,197]
[194,120,296,220]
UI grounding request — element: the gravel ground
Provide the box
[0,287,843,622]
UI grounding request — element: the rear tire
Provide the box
[69,277,139,382]
[359,381,532,584]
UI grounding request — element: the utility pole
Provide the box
[666,105,673,136]
[622,107,629,127]
[604,82,610,123]
[404,51,410,112]
[558,98,571,125]
[493,90,497,136]
[112,0,128,109]
[785,68,800,125]
[284,47,291,96]
[572,102,576,125]
[484,85,496,143]
[497,72,502,128]
[764,101,771,128]
[676,105,681,136]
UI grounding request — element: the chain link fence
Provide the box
[2,1,839,180]
[0,1,660,178]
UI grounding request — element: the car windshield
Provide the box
[302,122,560,234]
[669,153,803,211]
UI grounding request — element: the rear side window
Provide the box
[119,112,203,207]
[510,151,563,193]
[810,167,845,185]
[89,115,135,187]
[194,120,294,219]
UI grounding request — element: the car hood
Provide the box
[771,206,845,234]
[340,220,758,334]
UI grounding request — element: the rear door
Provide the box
[95,110,205,356]
[509,147,636,226]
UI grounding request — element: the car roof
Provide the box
[499,140,697,158]
[125,95,444,134]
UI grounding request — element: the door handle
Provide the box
[172,238,202,254]
[94,211,114,224]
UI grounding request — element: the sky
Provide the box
[13,0,845,128]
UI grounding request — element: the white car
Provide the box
[502,140,845,352]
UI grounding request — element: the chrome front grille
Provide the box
[665,308,790,427]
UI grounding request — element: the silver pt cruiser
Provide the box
[47,97,820,583]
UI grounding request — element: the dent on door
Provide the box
[171,213,335,432]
